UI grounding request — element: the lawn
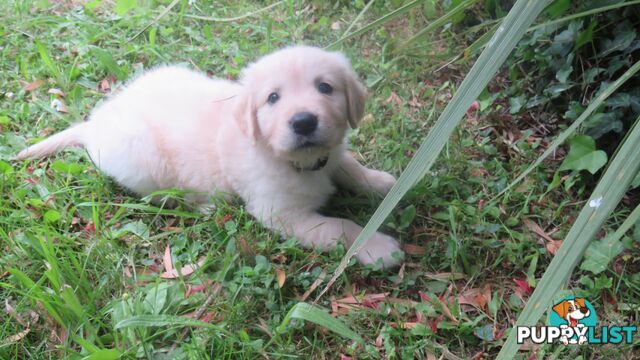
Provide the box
[1,0,639,359]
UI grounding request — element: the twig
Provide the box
[184,1,284,22]
[129,0,181,42]
[171,283,222,350]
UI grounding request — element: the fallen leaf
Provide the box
[331,293,388,316]
[523,218,555,243]
[47,88,66,97]
[163,244,174,273]
[160,258,205,279]
[458,287,489,310]
[331,21,341,30]
[2,328,29,344]
[513,278,533,296]
[22,80,44,91]
[385,92,402,109]
[545,240,563,255]
[275,268,286,288]
[185,284,207,298]
[437,297,458,323]
[375,334,383,347]
[50,98,68,113]
[467,100,480,114]
[403,244,426,255]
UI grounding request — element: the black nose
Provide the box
[580,307,589,314]
[290,112,318,135]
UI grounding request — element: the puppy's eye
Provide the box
[267,92,280,105]
[317,82,333,95]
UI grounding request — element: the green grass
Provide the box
[1,1,639,359]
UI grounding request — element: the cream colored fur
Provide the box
[15,46,404,267]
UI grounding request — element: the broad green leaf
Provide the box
[398,205,416,230]
[575,20,597,50]
[277,303,363,343]
[559,135,607,174]
[36,41,61,81]
[0,160,13,175]
[143,283,169,315]
[497,116,640,359]
[580,235,624,274]
[51,160,84,175]
[90,46,125,80]
[318,0,552,301]
[115,0,136,16]
[81,349,121,360]
[545,0,570,18]
[43,209,62,223]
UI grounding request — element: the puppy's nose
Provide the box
[580,307,589,314]
[290,112,318,135]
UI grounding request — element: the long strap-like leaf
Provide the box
[315,0,551,302]
[497,115,640,358]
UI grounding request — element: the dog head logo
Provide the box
[552,297,591,327]
[549,296,597,345]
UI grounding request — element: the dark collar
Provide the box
[291,156,329,172]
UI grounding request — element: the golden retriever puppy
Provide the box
[15,46,404,267]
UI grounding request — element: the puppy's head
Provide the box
[234,46,366,165]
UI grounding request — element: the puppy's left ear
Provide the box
[233,87,259,145]
[340,58,367,129]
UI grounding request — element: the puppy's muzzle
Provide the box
[290,112,318,136]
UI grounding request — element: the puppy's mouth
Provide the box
[297,140,320,149]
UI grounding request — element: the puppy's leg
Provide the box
[264,211,403,267]
[333,152,396,195]
[252,204,403,268]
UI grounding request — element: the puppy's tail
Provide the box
[13,124,87,160]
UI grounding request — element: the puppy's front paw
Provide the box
[368,170,396,195]
[355,232,403,268]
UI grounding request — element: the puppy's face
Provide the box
[234,46,366,165]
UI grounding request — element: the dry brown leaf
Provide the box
[437,297,458,323]
[385,92,402,109]
[47,88,66,97]
[22,80,44,91]
[545,240,563,255]
[331,293,388,316]
[99,78,111,93]
[523,218,555,243]
[458,285,491,311]
[403,244,426,255]
[160,258,204,279]
[275,268,286,288]
[2,328,29,344]
[331,21,341,30]
[163,244,174,273]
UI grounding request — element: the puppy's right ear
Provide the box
[233,88,259,145]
